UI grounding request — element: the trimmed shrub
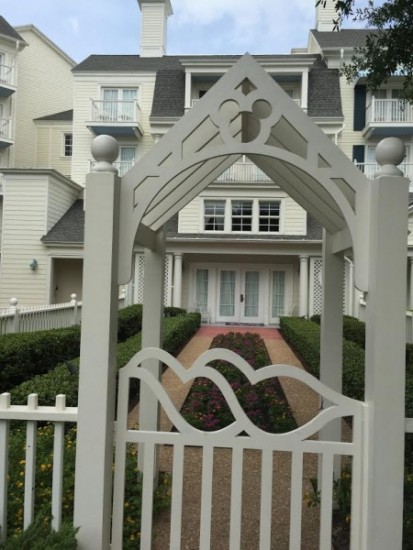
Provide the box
[0,327,81,394]
[10,312,201,407]
[117,304,143,342]
[310,314,366,349]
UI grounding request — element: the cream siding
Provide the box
[178,189,307,236]
[71,74,156,185]
[0,175,49,306]
[140,4,168,56]
[34,123,72,176]
[0,197,3,251]
[11,27,74,170]
[0,172,82,307]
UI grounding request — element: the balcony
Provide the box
[90,159,136,177]
[356,162,413,182]
[215,161,272,184]
[87,100,143,138]
[0,119,13,148]
[0,65,16,97]
[364,98,413,137]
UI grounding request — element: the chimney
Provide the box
[138,0,173,57]
[315,0,339,32]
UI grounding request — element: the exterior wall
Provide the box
[140,3,168,57]
[71,73,157,185]
[0,171,81,307]
[178,187,307,235]
[35,122,73,177]
[11,27,74,169]
[337,75,361,161]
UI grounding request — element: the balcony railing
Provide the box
[216,161,272,183]
[356,162,413,181]
[0,64,14,87]
[366,98,413,124]
[90,100,141,124]
[0,119,12,140]
[90,160,136,177]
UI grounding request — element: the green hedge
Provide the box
[0,305,188,394]
[280,316,365,401]
[10,312,201,407]
[310,314,366,349]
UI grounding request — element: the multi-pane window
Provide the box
[64,133,73,157]
[204,200,225,231]
[259,201,280,232]
[102,88,137,121]
[231,200,252,231]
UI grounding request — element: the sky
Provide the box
[1,0,368,64]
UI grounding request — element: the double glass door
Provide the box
[218,269,262,323]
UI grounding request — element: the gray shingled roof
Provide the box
[42,200,321,245]
[35,109,73,121]
[0,16,24,42]
[311,29,374,48]
[42,200,84,244]
[73,55,183,72]
[308,58,342,118]
[151,69,185,118]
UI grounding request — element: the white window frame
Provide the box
[202,197,283,235]
[63,133,73,157]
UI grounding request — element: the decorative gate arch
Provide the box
[73,55,410,549]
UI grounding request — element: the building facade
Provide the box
[0,2,412,322]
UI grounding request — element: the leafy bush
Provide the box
[0,304,148,394]
[0,327,81,393]
[281,316,413,546]
[3,424,170,548]
[10,312,201,407]
[181,332,296,433]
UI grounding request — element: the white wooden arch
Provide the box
[73,53,410,550]
[119,54,369,288]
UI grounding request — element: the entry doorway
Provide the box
[193,264,293,325]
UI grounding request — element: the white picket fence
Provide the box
[0,393,77,542]
[0,350,412,546]
[0,293,127,335]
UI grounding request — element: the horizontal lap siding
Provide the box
[71,75,156,186]
[0,176,49,307]
[13,28,73,170]
[35,125,72,176]
[178,198,200,233]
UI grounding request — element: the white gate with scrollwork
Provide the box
[111,347,365,549]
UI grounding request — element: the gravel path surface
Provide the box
[131,328,328,548]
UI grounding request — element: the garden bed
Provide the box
[181,331,296,433]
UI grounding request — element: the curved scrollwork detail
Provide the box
[118,347,364,444]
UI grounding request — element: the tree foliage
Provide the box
[317,1,413,100]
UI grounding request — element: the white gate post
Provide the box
[362,139,409,549]
[319,230,343,478]
[74,136,120,550]
[138,228,165,472]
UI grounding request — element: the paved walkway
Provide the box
[130,326,324,549]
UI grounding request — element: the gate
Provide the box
[111,347,365,549]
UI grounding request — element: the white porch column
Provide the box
[185,70,192,111]
[74,137,120,550]
[362,140,409,549]
[301,69,309,112]
[319,231,343,477]
[138,229,165,471]
[299,255,309,317]
[173,253,183,307]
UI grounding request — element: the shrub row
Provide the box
[310,314,366,349]
[280,316,365,402]
[285,317,413,546]
[10,312,201,407]
[0,305,187,394]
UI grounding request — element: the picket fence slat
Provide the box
[140,442,155,550]
[0,413,9,543]
[170,443,184,548]
[24,395,38,529]
[229,446,243,550]
[289,451,304,550]
[200,445,213,550]
[259,449,273,550]
[51,422,65,531]
[319,452,334,550]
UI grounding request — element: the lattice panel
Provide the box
[311,258,323,315]
[133,253,172,306]
[311,257,350,316]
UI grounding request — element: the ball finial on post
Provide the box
[375,137,406,177]
[91,135,119,173]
